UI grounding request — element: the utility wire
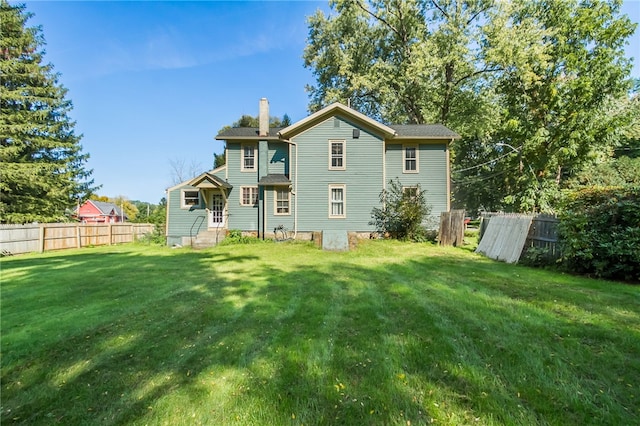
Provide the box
[452,151,516,173]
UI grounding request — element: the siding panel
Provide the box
[293,116,384,232]
[385,143,449,223]
[166,184,207,245]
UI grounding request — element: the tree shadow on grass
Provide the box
[1,243,639,425]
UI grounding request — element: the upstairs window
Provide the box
[181,189,200,209]
[241,144,256,171]
[403,145,418,173]
[241,186,258,206]
[329,140,346,170]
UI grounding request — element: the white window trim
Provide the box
[180,188,201,209]
[328,184,346,219]
[328,139,346,170]
[240,186,258,206]
[241,143,256,172]
[403,144,419,173]
[274,187,291,216]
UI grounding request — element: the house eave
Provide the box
[278,102,397,140]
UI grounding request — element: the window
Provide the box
[275,188,290,215]
[181,189,200,208]
[329,185,346,218]
[403,186,418,200]
[241,186,258,206]
[403,145,418,173]
[241,143,256,171]
[329,140,346,170]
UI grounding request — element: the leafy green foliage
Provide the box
[558,186,640,281]
[370,178,433,241]
[219,229,271,245]
[305,0,637,214]
[0,1,96,223]
[488,0,637,212]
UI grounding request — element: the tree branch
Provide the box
[354,0,401,39]
[454,66,504,86]
[430,0,449,19]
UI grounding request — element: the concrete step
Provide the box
[192,230,225,249]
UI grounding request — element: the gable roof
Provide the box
[83,200,127,219]
[165,165,228,192]
[215,103,460,141]
[188,171,233,189]
[278,102,397,140]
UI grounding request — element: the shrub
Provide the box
[137,227,166,245]
[219,229,271,246]
[370,178,433,241]
[558,186,640,281]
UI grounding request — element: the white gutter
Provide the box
[279,137,298,238]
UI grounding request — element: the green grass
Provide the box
[1,240,639,425]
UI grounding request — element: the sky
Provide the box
[16,0,640,203]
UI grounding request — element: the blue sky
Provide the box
[19,1,640,203]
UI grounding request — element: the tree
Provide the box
[303,0,499,130]
[370,178,433,241]
[305,0,637,213]
[0,1,96,223]
[487,0,636,212]
[168,158,202,185]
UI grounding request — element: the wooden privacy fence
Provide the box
[0,223,155,255]
[477,213,559,263]
[439,209,466,247]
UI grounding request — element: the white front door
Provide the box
[209,193,225,228]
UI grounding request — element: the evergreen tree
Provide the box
[0,1,96,223]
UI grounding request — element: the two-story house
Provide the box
[166,99,459,248]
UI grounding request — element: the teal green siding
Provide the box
[385,143,449,222]
[226,143,259,231]
[269,142,289,175]
[292,116,384,232]
[166,184,206,245]
[206,116,450,236]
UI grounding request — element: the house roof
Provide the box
[390,124,460,139]
[188,171,233,189]
[84,200,127,218]
[215,103,460,141]
[258,174,291,186]
[278,102,397,140]
[216,127,284,140]
[165,165,227,192]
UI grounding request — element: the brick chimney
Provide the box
[259,98,269,137]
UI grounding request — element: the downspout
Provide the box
[282,138,298,238]
[447,138,453,212]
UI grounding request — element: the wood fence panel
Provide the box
[43,224,79,251]
[0,223,155,255]
[476,214,533,263]
[439,210,465,246]
[523,214,560,259]
[0,224,40,254]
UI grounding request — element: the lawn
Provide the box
[1,240,639,425]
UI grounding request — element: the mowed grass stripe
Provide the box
[1,241,639,425]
